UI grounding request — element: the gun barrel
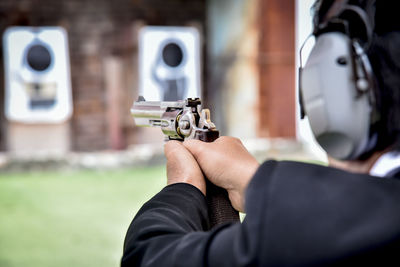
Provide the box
[131,110,166,128]
[131,105,165,120]
[131,100,185,117]
[130,100,185,140]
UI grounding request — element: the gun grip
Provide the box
[206,181,240,228]
[194,129,240,228]
[194,129,220,142]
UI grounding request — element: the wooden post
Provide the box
[104,56,125,150]
[258,0,296,138]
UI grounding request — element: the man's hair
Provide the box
[312,0,400,153]
[369,2,400,153]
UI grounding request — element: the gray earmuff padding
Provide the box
[301,32,371,160]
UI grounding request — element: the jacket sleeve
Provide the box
[241,160,400,266]
[121,183,212,267]
[121,163,278,267]
[122,161,400,266]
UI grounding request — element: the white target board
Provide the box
[3,26,73,123]
[138,26,201,101]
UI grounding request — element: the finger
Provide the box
[215,136,241,145]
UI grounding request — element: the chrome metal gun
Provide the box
[131,96,239,228]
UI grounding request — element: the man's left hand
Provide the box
[164,141,206,195]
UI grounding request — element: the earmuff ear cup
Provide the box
[300,32,372,160]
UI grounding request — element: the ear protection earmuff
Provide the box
[299,0,378,160]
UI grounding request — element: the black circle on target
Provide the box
[26,44,52,71]
[162,42,184,67]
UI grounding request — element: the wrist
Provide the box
[167,178,206,196]
[232,160,259,212]
[240,160,259,195]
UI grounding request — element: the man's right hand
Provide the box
[183,136,259,212]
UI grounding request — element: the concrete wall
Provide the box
[207,0,296,139]
[206,0,259,138]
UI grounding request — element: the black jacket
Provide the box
[121,161,400,266]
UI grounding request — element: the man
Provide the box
[122,0,400,265]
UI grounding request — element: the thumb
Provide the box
[164,140,206,195]
[182,139,208,160]
[164,141,197,170]
[164,140,184,159]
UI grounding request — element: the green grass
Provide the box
[0,166,166,267]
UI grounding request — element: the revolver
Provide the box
[131,96,239,228]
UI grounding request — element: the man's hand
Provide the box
[183,136,259,212]
[164,141,206,195]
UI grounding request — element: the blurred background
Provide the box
[0,0,326,266]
